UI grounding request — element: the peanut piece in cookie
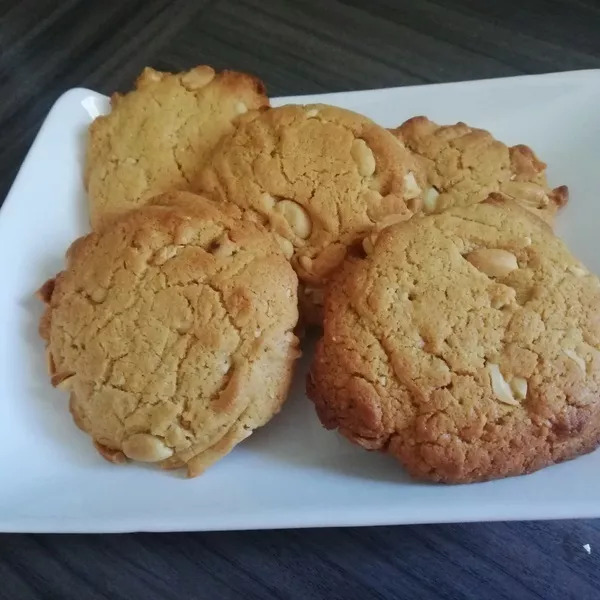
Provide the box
[466,248,518,278]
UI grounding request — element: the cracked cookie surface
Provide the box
[392,116,568,223]
[195,104,425,324]
[307,199,600,483]
[85,65,269,229]
[38,192,300,477]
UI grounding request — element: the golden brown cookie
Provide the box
[392,116,568,223]
[85,65,269,229]
[308,198,600,483]
[38,192,300,477]
[195,104,425,324]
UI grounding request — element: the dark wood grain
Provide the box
[1,522,600,600]
[1,1,600,598]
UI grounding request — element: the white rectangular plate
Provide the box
[2,70,600,533]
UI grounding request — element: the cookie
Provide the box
[38,192,300,477]
[195,104,425,324]
[308,198,600,483]
[392,116,568,223]
[85,65,269,229]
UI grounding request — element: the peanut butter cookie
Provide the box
[85,65,269,228]
[308,198,600,483]
[196,104,425,324]
[392,116,568,223]
[38,192,300,477]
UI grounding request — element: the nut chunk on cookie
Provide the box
[307,199,600,483]
[392,116,568,223]
[38,192,300,477]
[85,65,269,229]
[196,104,425,324]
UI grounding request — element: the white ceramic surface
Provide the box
[2,70,600,533]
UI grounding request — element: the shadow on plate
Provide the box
[239,341,411,485]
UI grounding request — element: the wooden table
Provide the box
[1,1,599,598]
